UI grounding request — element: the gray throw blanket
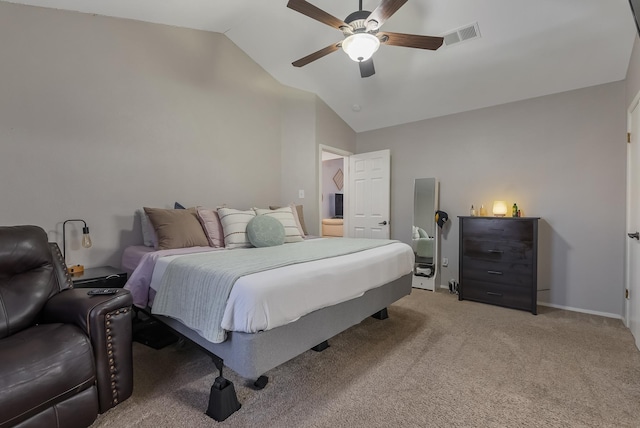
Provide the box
[151,238,396,343]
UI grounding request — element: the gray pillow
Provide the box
[246,215,285,248]
[136,209,157,248]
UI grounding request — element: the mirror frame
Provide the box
[412,178,440,291]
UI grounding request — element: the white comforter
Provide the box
[149,240,414,336]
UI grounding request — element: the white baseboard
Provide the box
[430,290,621,319]
[537,301,622,320]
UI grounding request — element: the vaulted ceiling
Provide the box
[4,0,637,132]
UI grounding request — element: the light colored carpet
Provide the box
[92,290,640,427]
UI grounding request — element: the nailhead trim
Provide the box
[105,306,131,406]
[51,244,73,289]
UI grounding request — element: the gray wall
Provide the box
[279,91,356,236]
[0,2,355,265]
[357,82,627,317]
[280,87,317,233]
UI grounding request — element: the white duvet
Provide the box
[150,241,414,335]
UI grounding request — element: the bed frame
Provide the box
[148,273,412,419]
[156,273,412,379]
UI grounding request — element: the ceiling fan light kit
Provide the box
[287,0,444,78]
[342,33,380,62]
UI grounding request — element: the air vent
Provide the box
[442,22,481,47]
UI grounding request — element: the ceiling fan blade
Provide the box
[365,0,408,30]
[379,32,444,50]
[292,42,341,67]
[359,58,376,78]
[287,0,348,30]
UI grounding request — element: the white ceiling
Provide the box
[4,0,637,132]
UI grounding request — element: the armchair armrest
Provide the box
[42,288,133,413]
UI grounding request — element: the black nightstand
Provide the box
[71,266,128,289]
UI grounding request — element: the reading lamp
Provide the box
[63,219,92,274]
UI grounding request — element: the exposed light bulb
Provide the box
[82,226,92,248]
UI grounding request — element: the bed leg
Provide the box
[205,356,241,422]
[253,375,269,390]
[311,340,330,352]
[371,308,389,320]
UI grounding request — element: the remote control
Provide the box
[87,289,118,296]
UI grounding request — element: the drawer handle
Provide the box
[487,250,503,254]
[487,270,503,275]
[487,291,503,297]
[489,228,504,231]
[105,274,121,279]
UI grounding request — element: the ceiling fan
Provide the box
[287,0,444,78]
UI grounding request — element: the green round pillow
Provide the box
[246,215,285,248]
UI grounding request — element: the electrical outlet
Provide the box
[442,258,449,267]
[298,189,305,199]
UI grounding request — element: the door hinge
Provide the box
[628,132,631,143]
[626,289,630,299]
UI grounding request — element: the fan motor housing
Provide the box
[345,10,371,29]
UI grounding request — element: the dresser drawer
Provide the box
[462,258,533,288]
[462,239,534,263]
[460,280,533,312]
[461,218,534,241]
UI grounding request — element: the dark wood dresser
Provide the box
[458,216,539,314]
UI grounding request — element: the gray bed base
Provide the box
[155,273,412,380]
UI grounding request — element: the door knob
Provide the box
[378,221,388,226]
[628,232,640,240]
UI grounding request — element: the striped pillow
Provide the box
[254,207,304,243]
[217,208,256,249]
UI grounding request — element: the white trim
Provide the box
[538,301,622,320]
[626,119,632,328]
[625,92,640,328]
[318,145,353,237]
[629,89,640,122]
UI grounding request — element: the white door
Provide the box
[348,149,390,239]
[627,101,640,351]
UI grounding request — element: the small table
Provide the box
[71,266,128,289]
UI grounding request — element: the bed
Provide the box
[125,205,414,419]
[124,239,413,380]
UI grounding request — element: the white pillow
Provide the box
[254,207,304,243]
[269,203,306,237]
[217,208,256,249]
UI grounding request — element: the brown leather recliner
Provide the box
[0,225,133,428]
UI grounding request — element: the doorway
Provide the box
[319,145,351,237]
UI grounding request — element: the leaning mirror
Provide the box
[412,178,440,291]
